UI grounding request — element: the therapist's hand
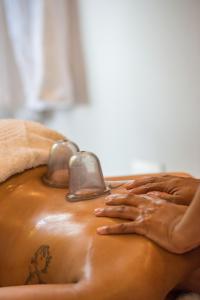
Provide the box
[125,175,200,205]
[95,194,187,253]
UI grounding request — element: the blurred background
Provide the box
[1,0,200,176]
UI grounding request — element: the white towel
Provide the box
[0,119,65,183]
[176,293,200,300]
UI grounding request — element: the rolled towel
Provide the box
[0,119,65,183]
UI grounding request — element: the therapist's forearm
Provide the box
[174,186,200,252]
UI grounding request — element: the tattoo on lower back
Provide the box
[25,245,52,285]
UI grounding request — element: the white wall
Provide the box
[47,0,200,176]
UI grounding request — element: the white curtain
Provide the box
[0,0,87,117]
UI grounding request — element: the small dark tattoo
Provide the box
[25,245,52,285]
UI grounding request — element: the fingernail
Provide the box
[94,208,103,214]
[97,226,107,234]
[125,180,134,187]
[128,190,135,194]
[105,194,117,200]
[106,194,127,201]
[148,192,159,196]
[105,198,112,203]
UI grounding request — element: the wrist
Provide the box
[168,214,192,254]
[172,225,200,254]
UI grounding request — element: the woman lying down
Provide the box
[0,119,200,300]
